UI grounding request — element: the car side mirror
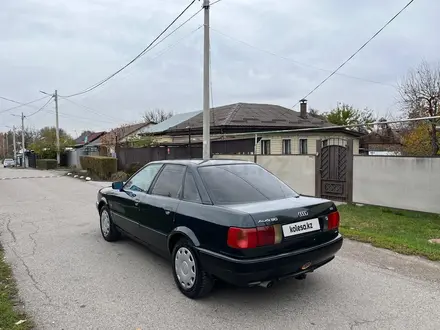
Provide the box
[112,181,124,190]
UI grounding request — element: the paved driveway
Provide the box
[1,167,440,330]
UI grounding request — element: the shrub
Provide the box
[80,156,117,180]
[36,159,57,170]
[110,171,129,182]
[40,149,57,160]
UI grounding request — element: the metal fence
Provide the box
[116,138,255,170]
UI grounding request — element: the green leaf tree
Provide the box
[324,103,376,133]
[29,126,74,158]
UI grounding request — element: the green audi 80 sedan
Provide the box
[96,159,343,299]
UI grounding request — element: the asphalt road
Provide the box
[1,167,440,330]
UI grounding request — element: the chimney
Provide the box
[300,99,307,118]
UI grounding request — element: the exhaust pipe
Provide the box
[258,280,274,288]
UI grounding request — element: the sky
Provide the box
[0,0,438,137]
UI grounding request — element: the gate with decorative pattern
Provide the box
[315,138,353,202]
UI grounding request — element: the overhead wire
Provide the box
[0,95,50,114]
[292,0,415,108]
[26,96,54,117]
[42,108,117,125]
[62,0,199,98]
[58,96,126,122]
[210,27,396,88]
[54,26,203,124]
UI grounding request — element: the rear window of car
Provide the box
[198,164,298,204]
[5,159,13,162]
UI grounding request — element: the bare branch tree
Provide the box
[398,60,440,155]
[143,108,173,124]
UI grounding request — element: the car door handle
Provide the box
[164,208,171,215]
[134,199,140,207]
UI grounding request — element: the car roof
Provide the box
[148,159,255,168]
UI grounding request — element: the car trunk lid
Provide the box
[221,196,339,257]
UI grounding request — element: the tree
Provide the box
[143,108,173,124]
[308,108,326,120]
[324,103,376,133]
[29,126,74,158]
[398,60,440,155]
[401,123,440,156]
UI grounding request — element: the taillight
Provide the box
[227,225,282,249]
[327,211,340,230]
[227,227,257,249]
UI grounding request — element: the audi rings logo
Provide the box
[297,210,309,217]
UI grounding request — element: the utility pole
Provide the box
[54,89,60,165]
[202,0,211,160]
[2,133,5,159]
[5,131,8,157]
[21,112,26,168]
[12,126,17,165]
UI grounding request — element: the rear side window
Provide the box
[198,164,298,204]
[151,164,186,198]
[183,171,201,203]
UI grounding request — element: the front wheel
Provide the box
[172,238,214,299]
[99,206,120,242]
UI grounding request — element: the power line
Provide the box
[150,25,203,60]
[0,96,50,114]
[210,28,395,88]
[58,96,126,122]
[76,25,204,100]
[292,0,415,108]
[55,26,203,124]
[62,0,198,98]
[26,97,54,117]
[42,108,120,125]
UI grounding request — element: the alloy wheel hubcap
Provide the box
[175,247,196,290]
[101,210,111,237]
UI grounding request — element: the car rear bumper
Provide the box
[197,234,343,286]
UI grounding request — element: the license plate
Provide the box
[282,218,320,237]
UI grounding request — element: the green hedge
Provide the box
[36,159,57,170]
[80,156,117,180]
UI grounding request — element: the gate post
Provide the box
[315,140,322,198]
[346,139,354,203]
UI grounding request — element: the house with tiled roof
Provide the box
[150,100,362,155]
[74,131,106,148]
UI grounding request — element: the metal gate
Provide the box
[315,138,353,202]
[27,152,37,168]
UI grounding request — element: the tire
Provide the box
[99,206,120,242]
[171,238,214,299]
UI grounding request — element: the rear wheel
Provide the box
[172,238,214,299]
[99,206,120,242]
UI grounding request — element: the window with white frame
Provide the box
[299,139,308,154]
[282,139,291,154]
[261,140,271,155]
